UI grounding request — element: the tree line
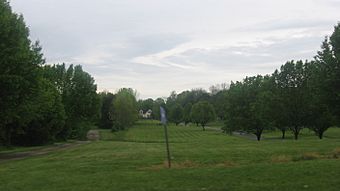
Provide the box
[0,0,138,146]
[138,23,340,141]
[1,0,339,146]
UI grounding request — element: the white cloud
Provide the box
[10,0,340,98]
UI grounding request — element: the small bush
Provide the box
[69,121,96,140]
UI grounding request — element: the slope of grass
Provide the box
[1,120,340,191]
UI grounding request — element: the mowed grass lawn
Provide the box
[1,121,340,191]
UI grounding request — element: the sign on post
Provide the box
[160,106,171,168]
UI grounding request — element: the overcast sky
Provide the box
[10,0,340,99]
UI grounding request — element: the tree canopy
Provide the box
[191,101,216,131]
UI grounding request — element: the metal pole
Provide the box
[163,124,171,168]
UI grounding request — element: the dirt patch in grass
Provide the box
[330,147,340,159]
[214,161,238,167]
[271,155,293,163]
[271,149,340,164]
[140,160,201,170]
[272,152,326,163]
[140,160,238,170]
[0,141,89,163]
[292,152,322,161]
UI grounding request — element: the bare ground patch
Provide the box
[140,160,238,170]
[271,148,340,163]
[0,141,89,163]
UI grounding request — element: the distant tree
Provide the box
[273,61,310,140]
[314,24,340,125]
[165,91,177,111]
[169,104,184,126]
[152,98,166,121]
[183,103,192,125]
[304,61,335,139]
[251,90,275,141]
[271,90,289,139]
[224,76,274,141]
[112,88,138,131]
[211,90,228,120]
[209,83,228,95]
[99,92,115,129]
[138,98,154,112]
[137,98,154,118]
[191,101,216,131]
[190,88,211,104]
[43,64,100,139]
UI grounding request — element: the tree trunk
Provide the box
[4,127,12,147]
[256,133,261,141]
[293,127,299,140]
[255,128,263,141]
[318,131,324,139]
[202,125,205,131]
[281,129,286,139]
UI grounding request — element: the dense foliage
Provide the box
[191,101,216,131]
[1,0,340,146]
[140,23,340,141]
[112,88,138,131]
[0,1,136,146]
[0,1,64,146]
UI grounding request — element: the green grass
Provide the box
[1,120,340,191]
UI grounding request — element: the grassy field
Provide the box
[1,120,340,191]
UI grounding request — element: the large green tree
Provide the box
[191,101,216,131]
[43,64,100,139]
[0,0,55,145]
[183,103,193,126]
[11,79,66,146]
[99,92,115,129]
[112,88,138,131]
[169,104,184,126]
[272,61,310,140]
[314,24,340,125]
[224,76,274,141]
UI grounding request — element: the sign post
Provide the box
[160,106,171,168]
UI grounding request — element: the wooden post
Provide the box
[163,124,171,168]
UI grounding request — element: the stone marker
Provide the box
[87,130,100,141]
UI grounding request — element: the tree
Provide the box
[271,71,290,139]
[183,103,192,125]
[99,92,115,129]
[304,61,335,139]
[211,90,228,120]
[273,61,310,140]
[191,101,216,131]
[11,79,66,146]
[0,0,46,145]
[224,76,274,141]
[152,98,166,121]
[314,24,340,125]
[169,104,184,126]
[138,98,154,113]
[112,88,138,131]
[43,64,100,139]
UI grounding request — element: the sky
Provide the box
[9,0,340,99]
